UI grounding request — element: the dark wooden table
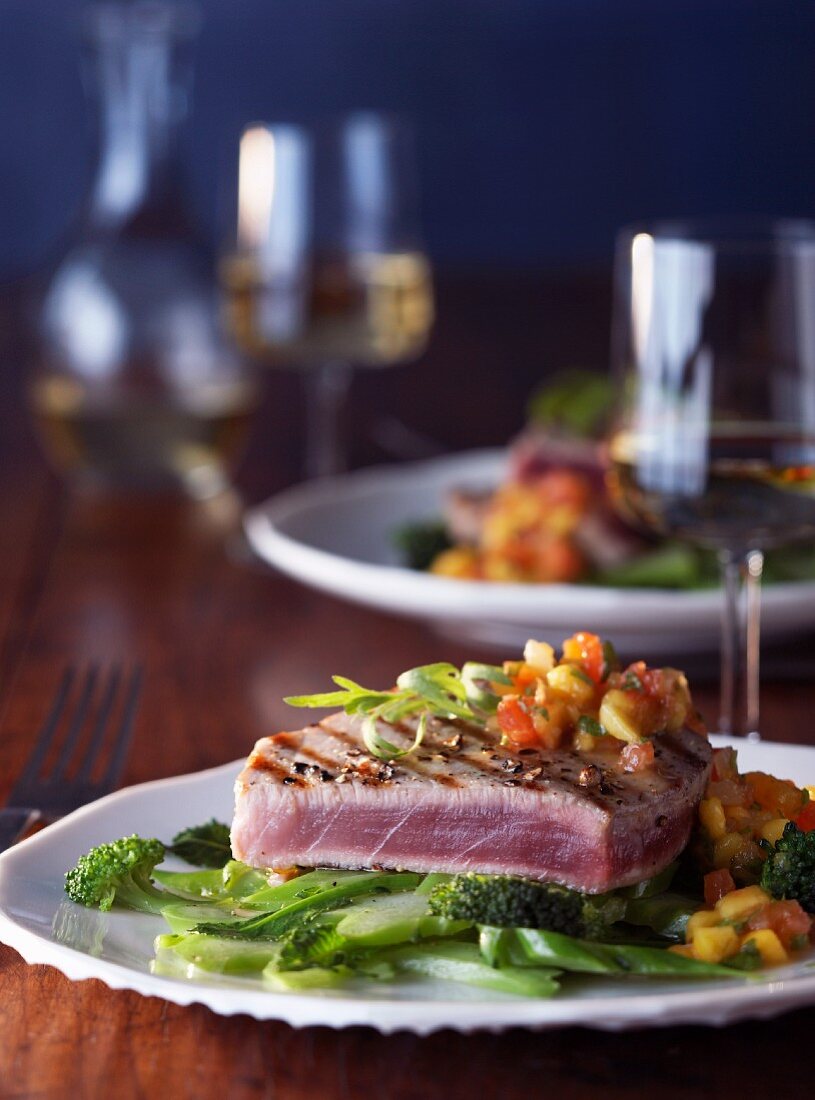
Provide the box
[0,273,813,1099]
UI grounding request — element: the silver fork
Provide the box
[0,665,143,852]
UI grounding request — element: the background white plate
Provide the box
[244,450,815,657]
[2,736,815,1032]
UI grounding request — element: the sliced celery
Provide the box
[153,868,226,901]
[221,861,272,900]
[263,964,351,991]
[153,861,269,903]
[161,902,242,934]
[335,890,471,947]
[155,932,280,974]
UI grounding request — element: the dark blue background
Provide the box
[2,0,815,278]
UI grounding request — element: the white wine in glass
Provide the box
[221,116,434,478]
[222,250,433,368]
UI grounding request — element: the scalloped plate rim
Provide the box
[3,739,815,1032]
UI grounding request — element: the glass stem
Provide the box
[303,362,353,479]
[717,548,764,739]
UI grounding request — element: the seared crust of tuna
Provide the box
[232,713,711,893]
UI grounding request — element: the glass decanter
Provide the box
[30,1,258,498]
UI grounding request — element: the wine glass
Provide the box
[220,114,434,478]
[608,219,815,738]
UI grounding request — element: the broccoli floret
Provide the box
[170,819,232,868]
[65,835,167,913]
[393,521,452,571]
[760,822,815,912]
[275,923,348,971]
[427,874,624,939]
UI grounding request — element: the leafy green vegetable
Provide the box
[762,545,815,584]
[576,715,605,737]
[484,928,746,978]
[393,521,452,571]
[617,863,678,899]
[621,893,698,941]
[65,835,168,913]
[761,822,815,912]
[195,871,422,940]
[334,889,470,947]
[237,868,367,911]
[526,370,615,439]
[285,662,485,761]
[65,834,276,916]
[428,874,625,940]
[275,923,349,971]
[415,872,454,895]
[725,941,764,971]
[395,664,473,721]
[68,841,766,999]
[377,941,561,998]
[460,663,513,715]
[160,902,241,934]
[153,866,227,900]
[156,932,280,975]
[221,860,273,900]
[264,964,352,991]
[595,544,708,589]
[169,819,232,868]
[601,640,620,679]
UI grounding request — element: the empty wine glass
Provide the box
[220,114,434,478]
[608,219,815,738]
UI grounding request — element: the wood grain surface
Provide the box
[0,274,813,1100]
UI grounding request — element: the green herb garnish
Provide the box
[601,640,620,681]
[526,370,615,439]
[392,521,452,571]
[170,819,232,868]
[577,716,605,737]
[285,663,485,762]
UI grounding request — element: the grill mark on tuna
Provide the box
[658,735,708,770]
[255,736,343,782]
[317,721,358,747]
[320,716,467,786]
[234,715,713,893]
[271,732,301,749]
[426,772,461,788]
[287,745,340,776]
[455,752,522,781]
[246,754,294,782]
[388,720,506,785]
[406,763,463,786]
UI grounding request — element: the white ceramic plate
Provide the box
[2,736,815,1032]
[244,450,815,657]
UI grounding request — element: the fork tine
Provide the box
[98,665,143,790]
[12,668,75,791]
[50,666,100,783]
[74,666,121,784]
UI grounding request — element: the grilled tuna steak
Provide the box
[232,713,712,893]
